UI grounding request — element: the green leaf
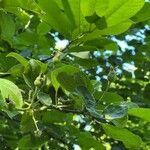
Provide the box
[84,12,108,30]
[57,71,96,111]
[74,58,99,69]
[7,52,28,67]
[12,31,38,46]
[0,53,19,72]
[128,108,150,122]
[84,20,132,38]
[95,0,109,17]
[0,78,23,108]
[18,134,48,150]
[63,0,90,38]
[57,72,88,91]
[85,38,118,51]
[37,21,51,35]
[3,0,42,14]
[20,112,35,133]
[94,92,124,109]
[11,31,53,55]
[105,20,133,34]
[41,110,73,124]
[57,71,93,92]
[61,0,76,29]
[57,72,76,92]
[22,74,32,89]
[37,92,52,106]
[50,65,80,91]
[131,2,150,22]
[7,64,24,77]
[81,0,96,17]
[77,132,105,150]
[144,83,150,100]
[85,13,100,23]
[103,103,128,120]
[4,7,30,26]
[95,16,107,30]
[68,46,96,52]
[121,101,139,109]
[24,59,47,79]
[111,115,128,128]
[71,51,90,59]
[102,124,143,148]
[0,91,5,110]
[3,109,19,118]
[75,86,96,111]
[97,0,144,27]
[70,94,84,110]
[38,0,73,38]
[0,10,15,40]
[31,59,47,74]
[45,124,68,145]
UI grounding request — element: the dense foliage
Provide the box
[0,0,150,149]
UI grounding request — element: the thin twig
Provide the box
[55,90,58,106]
[32,112,39,131]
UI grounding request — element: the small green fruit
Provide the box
[34,77,42,86]
[34,130,42,137]
[34,74,46,87]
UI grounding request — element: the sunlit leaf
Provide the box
[7,52,28,67]
[102,124,143,148]
[128,108,150,122]
[0,78,23,108]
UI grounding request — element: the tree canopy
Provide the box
[0,0,150,149]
